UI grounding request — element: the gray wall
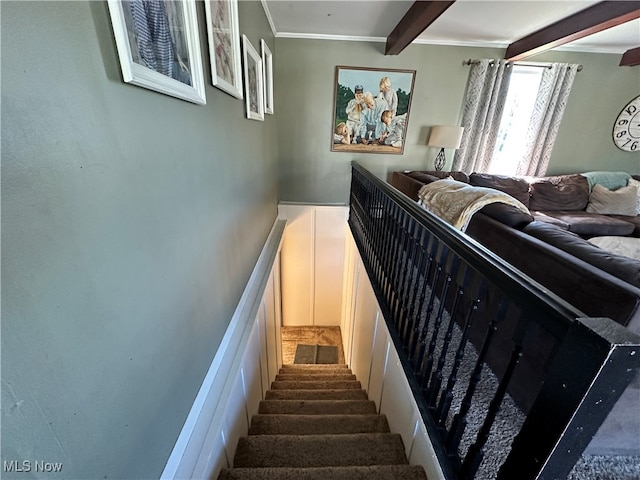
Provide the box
[276,39,640,204]
[1,1,277,478]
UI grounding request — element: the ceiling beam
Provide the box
[385,1,456,55]
[505,1,640,61]
[620,46,640,66]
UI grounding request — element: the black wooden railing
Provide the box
[348,162,640,480]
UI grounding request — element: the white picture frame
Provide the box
[204,0,243,99]
[261,39,274,114]
[242,35,264,121]
[107,0,206,105]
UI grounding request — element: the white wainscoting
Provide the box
[160,219,285,480]
[278,204,349,326]
[341,230,446,480]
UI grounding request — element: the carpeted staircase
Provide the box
[218,364,428,479]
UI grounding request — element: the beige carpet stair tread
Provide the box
[258,400,377,415]
[275,374,357,382]
[249,414,390,435]
[218,465,428,480]
[279,364,352,374]
[233,433,408,468]
[265,389,368,400]
[271,380,362,390]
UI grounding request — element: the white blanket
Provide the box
[417,178,531,231]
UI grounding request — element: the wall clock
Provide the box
[613,95,640,152]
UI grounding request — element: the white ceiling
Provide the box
[262,0,640,54]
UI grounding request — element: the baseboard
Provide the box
[160,219,286,480]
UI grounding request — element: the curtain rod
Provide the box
[464,59,583,72]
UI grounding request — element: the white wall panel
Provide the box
[272,252,283,369]
[409,421,445,480]
[351,273,378,391]
[256,305,270,398]
[314,207,348,325]
[279,205,314,326]
[380,348,421,457]
[368,317,389,411]
[242,328,264,418]
[278,204,348,326]
[263,274,278,385]
[222,374,249,467]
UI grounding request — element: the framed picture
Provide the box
[107,0,206,104]
[204,0,243,99]
[331,66,416,154]
[261,39,274,114]
[242,35,264,121]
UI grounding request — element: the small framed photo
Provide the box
[204,0,243,99]
[242,35,264,121]
[261,40,274,114]
[107,0,206,104]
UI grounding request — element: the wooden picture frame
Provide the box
[107,0,206,104]
[242,35,264,121]
[204,0,243,99]
[331,66,416,154]
[261,40,274,114]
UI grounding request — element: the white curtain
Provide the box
[452,59,512,173]
[516,63,579,177]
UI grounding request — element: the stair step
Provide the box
[279,366,351,375]
[265,389,368,401]
[275,374,357,382]
[249,414,390,435]
[258,400,377,415]
[280,364,349,371]
[233,433,408,468]
[271,380,361,390]
[218,464,428,480]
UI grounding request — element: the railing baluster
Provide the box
[348,163,640,480]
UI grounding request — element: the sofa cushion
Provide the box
[608,214,640,237]
[586,184,638,216]
[531,210,635,237]
[529,174,589,211]
[629,178,640,214]
[469,173,530,206]
[478,203,534,229]
[523,221,640,288]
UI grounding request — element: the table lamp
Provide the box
[427,125,464,171]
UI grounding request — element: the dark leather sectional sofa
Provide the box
[390,169,640,456]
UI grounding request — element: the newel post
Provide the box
[498,317,640,479]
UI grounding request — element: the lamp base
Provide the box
[434,148,446,171]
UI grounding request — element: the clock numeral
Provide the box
[616,130,628,138]
[625,105,637,116]
[618,119,629,126]
[621,139,638,150]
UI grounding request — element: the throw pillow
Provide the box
[586,184,638,216]
[628,178,640,214]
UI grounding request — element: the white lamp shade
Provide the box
[428,125,464,149]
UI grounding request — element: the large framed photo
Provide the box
[332,66,416,154]
[242,35,264,121]
[204,0,243,99]
[261,40,274,114]
[107,0,206,104]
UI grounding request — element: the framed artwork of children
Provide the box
[242,35,264,121]
[331,66,416,154]
[204,0,243,99]
[107,0,206,104]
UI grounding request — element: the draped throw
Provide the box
[516,63,579,177]
[452,59,512,173]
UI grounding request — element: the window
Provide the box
[489,66,544,176]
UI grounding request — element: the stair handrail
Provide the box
[348,161,640,480]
